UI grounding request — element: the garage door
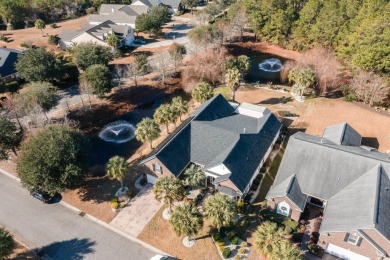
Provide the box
[326,243,369,260]
[147,174,157,184]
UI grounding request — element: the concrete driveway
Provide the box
[109,185,163,237]
[142,23,192,49]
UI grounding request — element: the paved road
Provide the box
[0,173,157,260]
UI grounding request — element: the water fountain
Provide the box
[258,58,283,72]
[98,120,136,144]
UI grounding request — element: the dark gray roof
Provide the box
[266,175,307,211]
[268,128,390,240]
[323,122,362,146]
[0,48,22,78]
[141,94,282,193]
[133,0,181,8]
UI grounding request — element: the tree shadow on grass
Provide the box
[107,85,165,106]
[258,96,292,105]
[36,238,96,260]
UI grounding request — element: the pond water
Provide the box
[88,99,162,176]
[246,54,286,83]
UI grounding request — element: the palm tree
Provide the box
[271,240,303,260]
[225,68,241,101]
[135,117,161,149]
[203,193,237,232]
[170,204,203,246]
[171,96,188,121]
[154,104,176,133]
[184,165,206,189]
[106,156,129,190]
[254,221,285,259]
[192,82,214,103]
[34,19,46,36]
[106,33,120,49]
[153,176,185,213]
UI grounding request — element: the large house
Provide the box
[131,0,183,14]
[89,4,149,28]
[59,20,134,49]
[266,123,390,260]
[140,94,282,199]
[0,47,22,83]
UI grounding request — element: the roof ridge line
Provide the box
[373,164,382,225]
[293,133,390,163]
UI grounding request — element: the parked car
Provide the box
[134,39,146,45]
[30,191,56,203]
[150,255,176,260]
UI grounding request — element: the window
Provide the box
[347,234,360,245]
[153,163,162,174]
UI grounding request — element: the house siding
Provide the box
[319,231,389,259]
[143,157,175,179]
[267,197,301,222]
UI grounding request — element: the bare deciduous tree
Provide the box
[350,70,389,106]
[79,79,94,108]
[151,51,172,85]
[125,63,142,87]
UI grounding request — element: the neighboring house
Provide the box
[89,4,149,28]
[266,123,390,260]
[131,0,183,13]
[140,94,282,199]
[58,20,134,49]
[0,47,22,83]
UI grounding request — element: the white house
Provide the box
[59,20,135,49]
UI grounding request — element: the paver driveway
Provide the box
[110,185,163,237]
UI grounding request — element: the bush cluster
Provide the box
[222,248,231,258]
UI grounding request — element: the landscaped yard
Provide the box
[138,206,220,260]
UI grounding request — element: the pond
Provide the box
[246,53,287,83]
[87,99,162,176]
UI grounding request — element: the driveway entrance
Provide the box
[109,185,163,237]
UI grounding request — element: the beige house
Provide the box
[59,20,134,49]
[266,123,390,259]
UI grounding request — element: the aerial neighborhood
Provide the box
[0,0,389,260]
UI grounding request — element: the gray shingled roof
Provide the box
[91,4,149,26]
[59,20,131,42]
[133,0,182,9]
[0,48,22,77]
[267,128,390,240]
[141,94,282,193]
[99,4,126,14]
[323,122,362,146]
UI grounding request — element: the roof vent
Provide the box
[386,187,389,191]
[243,128,246,134]
[111,7,115,12]
[320,139,324,144]
[360,145,376,152]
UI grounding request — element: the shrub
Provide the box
[0,34,7,42]
[20,41,33,48]
[48,35,59,45]
[260,200,268,209]
[237,199,245,214]
[111,201,119,209]
[111,197,118,203]
[50,23,58,29]
[283,219,299,230]
[284,226,293,235]
[231,236,239,245]
[86,7,96,14]
[119,202,126,208]
[226,231,236,240]
[292,232,303,242]
[216,240,225,247]
[240,241,247,247]
[196,194,203,200]
[126,190,132,197]
[238,247,246,254]
[222,247,231,258]
[212,232,221,241]
[114,49,123,58]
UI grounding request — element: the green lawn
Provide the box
[214,86,231,100]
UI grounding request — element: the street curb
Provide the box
[0,168,169,257]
